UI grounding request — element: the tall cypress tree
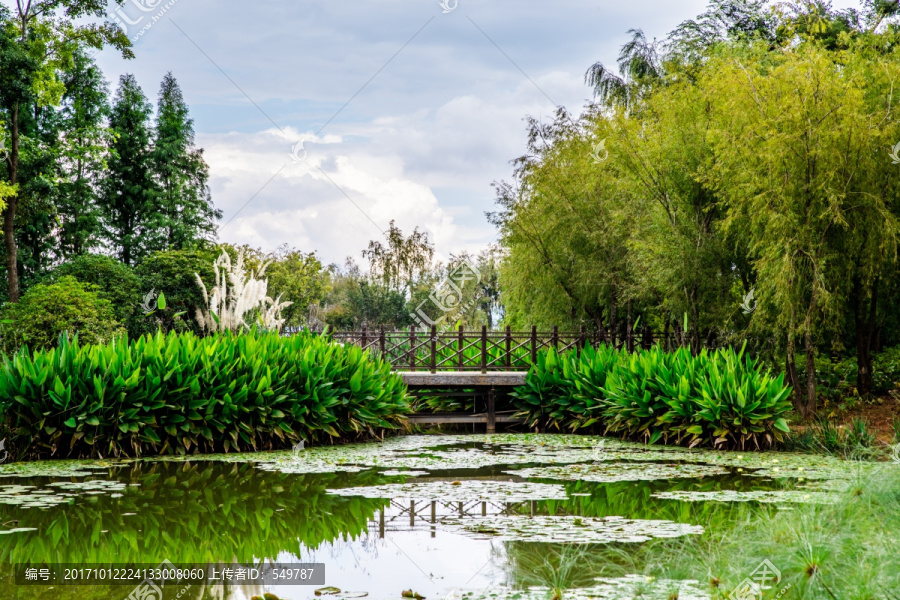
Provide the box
[55,49,110,258]
[152,73,220,249]
[99,74,160,266]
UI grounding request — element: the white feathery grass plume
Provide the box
[195,249,292,333]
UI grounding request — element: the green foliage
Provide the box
[49,253,141,324]
[0,276,123,353]
[99,74,158,266]
[265,245,328,328]
[151,72,221,249]
[785,416,880,459]
[54,48,111,257]
[512,345,793,449]
[0,330,410,458]
[133,248,218,335]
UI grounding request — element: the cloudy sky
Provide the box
[72,0,861,264]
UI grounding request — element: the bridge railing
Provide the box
[328,326,691,372]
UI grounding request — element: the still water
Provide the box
[0,434,845,600]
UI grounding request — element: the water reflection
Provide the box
[0,441,790,600]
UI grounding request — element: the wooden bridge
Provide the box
[329,325,677,432]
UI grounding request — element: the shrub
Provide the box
[0,276,124,353]
[510,344,622,430]
[512,344,793,449]
[0,330,410,458]
[509,348,577,429]
[49,253,143,325]
[133,248,218,336]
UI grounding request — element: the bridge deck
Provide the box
[398,371,527,433]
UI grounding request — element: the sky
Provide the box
[9,0,868,265]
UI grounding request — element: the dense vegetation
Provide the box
[490,1,900,420]
[0,331,410,459]
[511,345,792,449]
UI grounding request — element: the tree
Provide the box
[707,45,900,416]
[134,248,218,335]
[100,74,159,266]
[265,245,328,329]
[55,48,109,257]
[584,29,663,108]
[362,220,434,294]
[0,1,131,302]
[151,73,220,249]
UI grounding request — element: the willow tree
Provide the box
[362,220,434,295]
[489,108,639,336]
[706,44,900,415]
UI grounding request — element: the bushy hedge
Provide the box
[0,330,410,458]
[0,276,124,353]
[511,344,792,449]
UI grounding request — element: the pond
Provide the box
[0,434,858,600]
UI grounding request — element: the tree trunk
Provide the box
[626,300,633,352]
[3,104,19,302]
[690,286,700,355]
[856,276,879,396]
[786,332,802,413]
[803,328,817,418]
[663,314,670,352]
[609,291,618,348]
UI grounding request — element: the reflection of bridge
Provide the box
[373,498,535,538]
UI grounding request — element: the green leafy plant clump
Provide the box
[0,276,125,353]
[0,330,411,459]
[512,344,792,449]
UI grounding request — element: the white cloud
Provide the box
[69,0,723,262]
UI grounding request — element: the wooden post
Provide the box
[379,508,385,538]
[361,325,367,350]
[409,327,416,370]
[481,325,488,373]
[505,326,512,369]
[578,325,586,356]
[379,328,386,358]
[552,325,559,350]
[530,325,537,364]
[431,500,436,538]
[430,325,437,373]
[457,325,464,370]
[410,500,415,526]
[486,387,496,433]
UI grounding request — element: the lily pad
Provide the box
[456,575,710,600]
[507,462,731,483]
[652,490,837,504]
[440,515,704,544]
[315,587,342,596]
[327,480,568,503]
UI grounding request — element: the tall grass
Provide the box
[531,465,900,599]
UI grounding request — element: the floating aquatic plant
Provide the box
[507,462,731,483]
[441,515,704,544]
[328,480,568,503]
[652,490,836,504]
